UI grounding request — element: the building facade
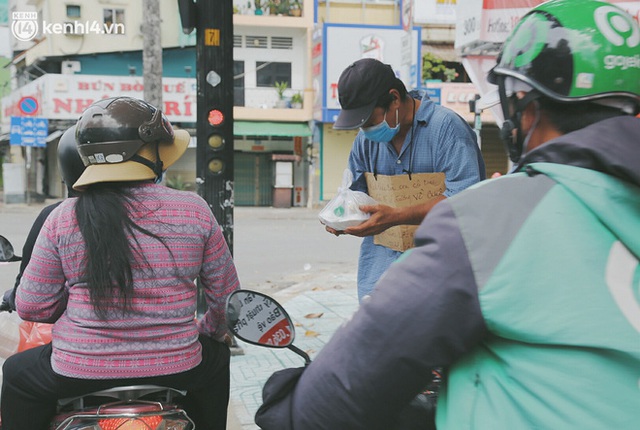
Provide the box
[2,0,315,207]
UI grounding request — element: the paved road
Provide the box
[233,205,361,292]
[0,199,363,429]
[0,200,362,292]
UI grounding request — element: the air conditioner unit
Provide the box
[61,60,81,74]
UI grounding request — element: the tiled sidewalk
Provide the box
[229,271,359,429]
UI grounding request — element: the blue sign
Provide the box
[425,88,441,105]
[10,116,49,147]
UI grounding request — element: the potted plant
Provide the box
[254,0,264,15]
[290,92,303,109]
[274,81,289,108]
[290,0,302,17]
[267,0,291,15]
[266,0,278,15]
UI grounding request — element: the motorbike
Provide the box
[0,235,195,430]
[224,289,439,430]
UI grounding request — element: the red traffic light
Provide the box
[208,109,224,126]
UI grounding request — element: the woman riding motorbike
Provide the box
[0,96,240,430]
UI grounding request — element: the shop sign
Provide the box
[455,0,639,51]
[322,24,421,123]
[415,0,457,25]
[1,74,197,123]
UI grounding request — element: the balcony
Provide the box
[233,0,313,28]
[234,86,314,121]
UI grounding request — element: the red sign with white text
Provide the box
[1,74,197,124]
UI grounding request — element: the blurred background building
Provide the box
[3,1,634,206]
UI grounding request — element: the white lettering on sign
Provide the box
[1,75,197,123]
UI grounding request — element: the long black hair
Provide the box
[75,182,169,319]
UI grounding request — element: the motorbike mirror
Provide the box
[226,290,295,348]
[0,236,21,262]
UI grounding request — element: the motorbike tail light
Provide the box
[54,408,194,430]
[98,416,162,430]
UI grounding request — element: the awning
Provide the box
[234,121,312,137]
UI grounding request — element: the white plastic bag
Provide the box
[0,311,21,360]
[319,170,378,231]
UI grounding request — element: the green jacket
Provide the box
[254,116,640,430]
[439,161,640,429]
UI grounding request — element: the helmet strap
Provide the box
[497,75,540,163]
[130,143,164,179]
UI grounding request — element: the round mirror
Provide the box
[0,235,21,262]
[226,290,294,348]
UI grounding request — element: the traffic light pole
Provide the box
[195,0,235,255]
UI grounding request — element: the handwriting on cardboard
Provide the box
[365,172,445,252]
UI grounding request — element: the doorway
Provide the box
[234,152,273,206]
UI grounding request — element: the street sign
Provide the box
[18,96,39,116]
[10,116,49,147]
[426,87,441,105]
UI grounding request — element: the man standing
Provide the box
[258,1,640,428]
[327,58,485,300]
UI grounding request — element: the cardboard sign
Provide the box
[365,172,446,252]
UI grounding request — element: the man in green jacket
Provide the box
[255,1,640,428]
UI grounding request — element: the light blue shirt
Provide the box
[348,94,486,300]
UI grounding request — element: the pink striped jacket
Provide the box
[16,183,240,379]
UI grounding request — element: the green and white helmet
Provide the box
[488,0,640,161]
[491,0,639,107]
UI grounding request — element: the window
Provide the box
[246,36,268,49]
[103,8,125,34]
[271,37,293,50]
[234,61,245,107]
[256,62,292,87]
[66,5,81,18]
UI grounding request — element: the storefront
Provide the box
[1,74,312,205]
